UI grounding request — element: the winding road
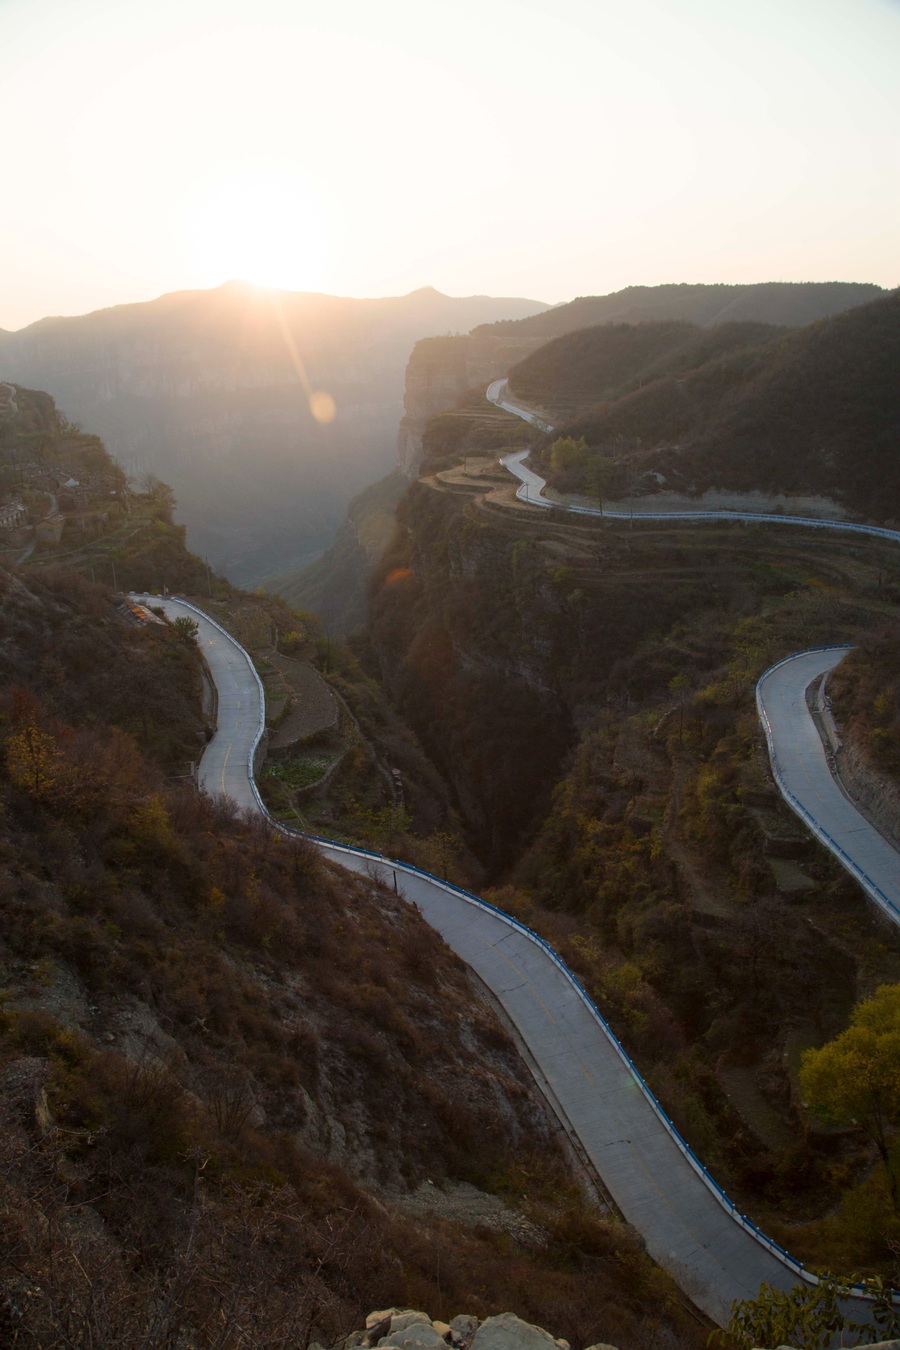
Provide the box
[128,396,900,1331]
[135,597,264,813]
[488,379,900,546]
[758,649,900,925]
[491,380,900,924]
[130,588,897,1331]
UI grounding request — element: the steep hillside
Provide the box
[0,390,709,1349]
[826,627,900,848]
[272,468,410,635]
[366,461,900,1278]
[507,320,784,419]
[0,382,212,597]
[533,293,900,522]
[395,283,882,481]
[0,284,547,587]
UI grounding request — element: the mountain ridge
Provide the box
[0,284,549,586]
[276,281,890,626]
[525,292,900,521]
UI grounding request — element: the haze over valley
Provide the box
[0,283,548,584]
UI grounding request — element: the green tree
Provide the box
[801,983,900,1210]
[715,1274,900,1349]
[417,828,463,882]
[550,436,588,473]
[172,616,199,644]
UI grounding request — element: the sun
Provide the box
[187,171,331,292]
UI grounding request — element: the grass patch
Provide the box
[263,752,337,790]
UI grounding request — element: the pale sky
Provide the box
[2,0,897,330]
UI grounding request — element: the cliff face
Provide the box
[367,479,741,867]
[396,333,545,477]
[397,338,472,476]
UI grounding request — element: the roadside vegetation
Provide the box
[367,460,900,1284]
[0,392,711,1349]
[828,626,900,782]
[518,293,900,524]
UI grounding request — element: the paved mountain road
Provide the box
[130,595,263,813]
[313,841,808,1324]
[134,594,880,1329]
[489,382,900,922]
[131,405,900,1329]
[489,380,900,545]
[757,648,900,925]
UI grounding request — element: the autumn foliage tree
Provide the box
[5,721,65,802]
[801,984,900,1210]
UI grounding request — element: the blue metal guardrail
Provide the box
[515,479,900,543]
[494,393,900,546]
[160,596,898,1309]
[755,648,900,928]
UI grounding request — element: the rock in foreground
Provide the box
[343,1309,618,1350]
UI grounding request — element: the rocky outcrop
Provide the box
[0,381,17,423]
[342,1309,614,1350]
[339,1310,900,1350]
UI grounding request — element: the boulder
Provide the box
[367,1311,398,1330]
[471,1313,561,1350]
[449,1316,479,1345]
[380,1326,447,1350]
[379,1314,448,1350]
[387,1313,433,1335]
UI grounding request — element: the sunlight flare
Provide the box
[187,171,330,291]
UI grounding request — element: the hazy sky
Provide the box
[2,0,897,329]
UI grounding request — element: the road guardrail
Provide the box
[756,649,900,928]
[148,601,898,1317]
